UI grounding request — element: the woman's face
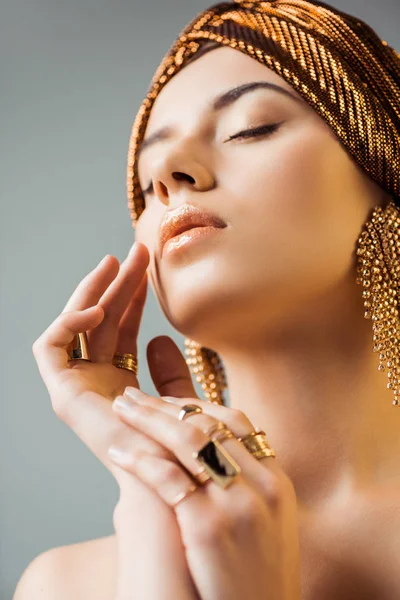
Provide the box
[135,46,389,345]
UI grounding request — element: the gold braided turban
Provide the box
[126,0,400,404]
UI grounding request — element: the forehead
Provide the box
[143,46,304,134]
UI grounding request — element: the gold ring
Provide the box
[178,404,203,421]
[171,484,198,508]
[193,469,211,485]
[238,428,276,459]
[112,352,138,375]
[204,421,228,438]
[193,420,241,489]
[67,332,91,361]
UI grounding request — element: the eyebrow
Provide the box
[137,80,302,159]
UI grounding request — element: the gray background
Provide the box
[1,0,398,597]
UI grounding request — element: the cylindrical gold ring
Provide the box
[67,332,91,361]
[238,428,276,459]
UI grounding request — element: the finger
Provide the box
[119,388,280,496]
[107,448,207,511]
[156,394,283,481]
[33,305,105,384]
[110,397,273,499]
[124,386,252,436]
[62,255,120,312]
[89,242,150,362]
[115,269,148,355]
[147,335,199,399]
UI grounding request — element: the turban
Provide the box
[126,0,400,227]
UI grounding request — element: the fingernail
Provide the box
[113,395,134,412]
[124,387,145,401]
[108,445,130,465]
[98,254,109,266]
[128,241,138,256]
[161,396,180,404]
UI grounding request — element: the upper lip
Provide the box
[159,204,227,255]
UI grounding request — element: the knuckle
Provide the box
[176,425,204,448]
[50,393,69,422]
[261,471,287,508]
[190,512,229,546]
[228,408,252,429]
[51,399,64,419]
[58,310,77,331]
[32,336,44,356]
[112,501,125,531]
[159,460,183,485]
[232,493,266,530]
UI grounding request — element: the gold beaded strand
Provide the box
[356,200,400,407]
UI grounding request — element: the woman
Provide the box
[15,1,400,599]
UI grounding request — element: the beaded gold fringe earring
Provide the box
[184,198,400,408]
[184,339,227,405]
[356,199,400,407]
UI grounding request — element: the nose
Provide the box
[151,156,216,207]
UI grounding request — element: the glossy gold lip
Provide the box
[162,225,223,257]
[159,204,226,255]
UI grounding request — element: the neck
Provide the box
[214,277,399,511]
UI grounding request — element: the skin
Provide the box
[132,45,400,597]
[28,245,202,600]
[20,45,399,600]
[135,46,399,509]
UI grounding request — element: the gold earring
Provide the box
[185,199,400,409]
[356,199,400,407]
[184,338,227,405]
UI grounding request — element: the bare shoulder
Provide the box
[13,533,117,600]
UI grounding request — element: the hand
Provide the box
[32,241,199,599]
[108,389,302,600]
[32,243,150,463]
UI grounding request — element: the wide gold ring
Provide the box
[237,428,276,459]
[112,352,138,376]
[67,332,91,361]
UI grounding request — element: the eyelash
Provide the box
[141,122,282,197]
[225,121,282,142]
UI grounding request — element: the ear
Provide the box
[146,335,200,399]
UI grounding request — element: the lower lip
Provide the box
[162,226,224,257]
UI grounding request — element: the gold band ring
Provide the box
[238,428,276,459]
[171,483,198,508]
[67,332,91,361]
[112,352,138,376]
[178,404,203,421]
[193,469,211,485]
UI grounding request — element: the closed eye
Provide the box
[224,121,283,142]
[141,121,283,197]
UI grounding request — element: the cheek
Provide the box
[229,123,358,242]
[223,126,362,293]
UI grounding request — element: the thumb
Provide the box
[146,335,200,399]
